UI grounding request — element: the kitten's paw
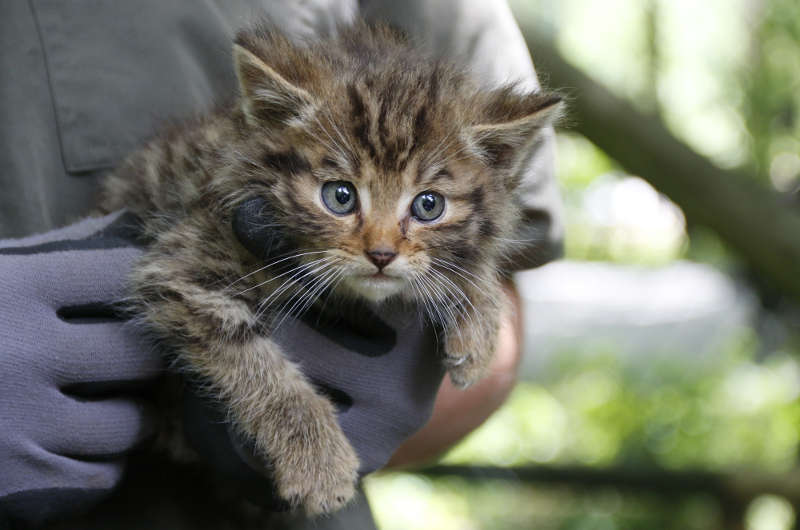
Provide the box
[444,323,497,389]
[266,396,359,516]
[282,461,358,517]
[444,352,487,389]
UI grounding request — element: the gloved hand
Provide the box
[182,198,446,507]
[0,211,163,527]
[0,204,445,525]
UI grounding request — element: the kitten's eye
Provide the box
[411,191,445,222]
[321,181,358,215]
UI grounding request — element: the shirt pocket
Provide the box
[30,0,242,173]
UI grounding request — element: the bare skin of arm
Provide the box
[387,279,523,468]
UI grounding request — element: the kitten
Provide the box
[100,21,561,515]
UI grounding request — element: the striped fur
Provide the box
[100,21,561,516]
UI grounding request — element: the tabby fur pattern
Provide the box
[100,21,561,515]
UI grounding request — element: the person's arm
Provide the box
[388,279,523,467]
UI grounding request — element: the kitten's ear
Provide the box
[468,92,563,180]
[233,44,315,126]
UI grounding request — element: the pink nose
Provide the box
[366,249,397,270]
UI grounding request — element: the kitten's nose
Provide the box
[366,249,397,270]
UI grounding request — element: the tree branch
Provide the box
[417,464,800,506]
[523,32,800,300]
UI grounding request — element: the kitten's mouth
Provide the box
[362,272,404,285]
[350,272,403,299]
[346,272,405,302]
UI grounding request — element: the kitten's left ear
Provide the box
[233,43,316,126]
[468,92,563,181]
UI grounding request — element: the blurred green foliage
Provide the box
[367,0,800,528]
[368,340,800,529]
[443,337,799,473]
[741,0,800,187]
[367,473,723,530]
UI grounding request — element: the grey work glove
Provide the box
[183,198,446,508]
[0,206,445,524]
[0,211,162,527]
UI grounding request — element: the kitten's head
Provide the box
[227,23,561,305]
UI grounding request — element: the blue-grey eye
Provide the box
[411,191,445,222]
[322,181,357,215]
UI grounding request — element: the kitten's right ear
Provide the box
[233,44,315,126]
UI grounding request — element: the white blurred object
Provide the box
[583,176,684,237]
[515,260,758,377]
[770,152,800,192]
[573,174,687,262]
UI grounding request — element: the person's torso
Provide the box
[0,0,355,237]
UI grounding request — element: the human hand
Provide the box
[0,212,163,526]
[180,197,445,510]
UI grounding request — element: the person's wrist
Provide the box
[387,279,523,468]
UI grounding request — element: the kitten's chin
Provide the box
[342,275,405,303]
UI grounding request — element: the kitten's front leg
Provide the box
[133,242,358,515]
[220,336,360,515]
[442,275,504,388]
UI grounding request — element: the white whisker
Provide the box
[271,261,342,331]
[291,265,345,319]
[254,257,338,319]
[316,267,348,318]
[236,255,333,297]
[431,257,492,292]
[227,249,331,289]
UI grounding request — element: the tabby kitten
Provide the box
[100,22,561,515]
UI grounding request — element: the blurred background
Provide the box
[364,1,800,528]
